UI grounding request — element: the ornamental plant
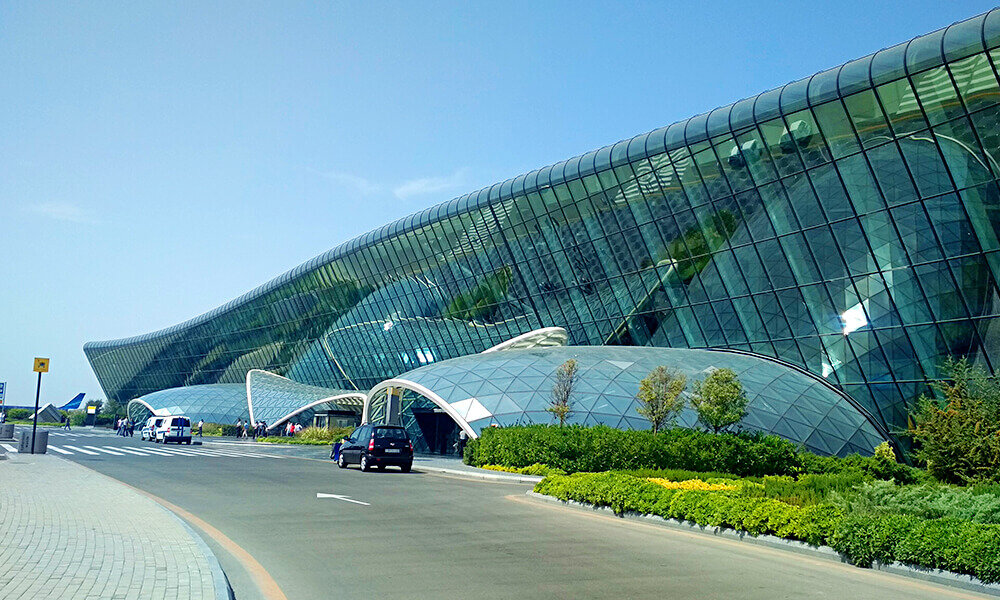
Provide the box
[636,366,687,433]
[908,357,1000,484]
[547,359,578,427]
[690,368,748,434]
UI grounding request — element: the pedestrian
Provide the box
[128,419,134,436]
[241,422,248,440]
[197,419,204,437]
[0,410,6,424]
[62,414,71,431]
[456,429,467,456]
[236,419,243,440]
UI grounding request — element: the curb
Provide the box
[524,491,1000,598]
[417,464,544,484]
[169,510,237,600]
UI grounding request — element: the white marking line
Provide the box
[316,493,370,506]
[85,446,124,456]
[113,447,154,457]
[149,446,199,456]
[135,447,176,456]
[63,445,99,455]
[207,449,269,459]
[2,443,18,453]
[48,446,73,455]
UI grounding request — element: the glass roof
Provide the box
[247,369,363,431]
[389,346,888,457]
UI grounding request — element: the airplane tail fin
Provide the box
[59,393,86,411]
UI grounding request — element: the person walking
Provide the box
[62,414,71,431]
[197,419,204,437]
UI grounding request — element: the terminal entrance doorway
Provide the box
[410,407,459,455]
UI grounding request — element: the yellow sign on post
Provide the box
[33,358,50,373]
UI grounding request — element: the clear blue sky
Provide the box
[1,1,994,407]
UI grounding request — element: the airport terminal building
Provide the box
[86,10,1000,456]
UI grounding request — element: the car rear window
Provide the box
[374,427,408,440]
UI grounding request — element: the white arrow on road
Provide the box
[316,493,370,506]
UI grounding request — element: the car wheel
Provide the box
[360,454,370,472]
[337,453,347,469]
[401,462,412,473]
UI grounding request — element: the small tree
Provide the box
[636,366,687,433]
[690,368,748,434]
[909,357,1000,484]
[548,359,578,427]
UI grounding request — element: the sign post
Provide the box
[31,358,49,454]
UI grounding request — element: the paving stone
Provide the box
[0,455,215,600]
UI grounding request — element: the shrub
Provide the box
[908,357,1000,484]
[296,426,353,443]
[829,512,1000,583]
[69,411,86,426]
[6,409,31,420]
[835,480,1000,524]
[736,472,870,507]
[538,471,1000,583]
[796,448,927,484]
[535,472,839,547]
[481,463,566,476]
[466,425,800,477]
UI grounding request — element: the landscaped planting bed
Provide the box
[534,470,1000,584]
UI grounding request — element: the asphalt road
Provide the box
[4,426,992,600]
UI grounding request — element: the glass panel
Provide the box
[912,65,964,125]
[844,89,892,148]
[813,101,860,159]
[950,52,1000,112]
[876,78,928,135]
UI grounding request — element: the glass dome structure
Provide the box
[365,346,889,457]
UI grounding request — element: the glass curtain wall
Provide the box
[86,11,1000,443]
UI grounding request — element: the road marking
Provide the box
[136,447,177,456]
[62,445,99,455]
[86,446,125,456]
[151,446,200,456]
[316,492,370,506]
[2,443,18,453]
[47,445,73,454]
[114,447,154,456]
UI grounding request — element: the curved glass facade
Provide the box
[366,346,888,457]
[247,369,363,431]
[86,11,1000,451]
[126,384,248,425]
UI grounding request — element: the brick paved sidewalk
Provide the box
[0,454,228,600]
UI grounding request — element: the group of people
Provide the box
[115,417,135,437]
[234,419,271,440]
[232,418,305,439]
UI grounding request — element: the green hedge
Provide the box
[5,409,31,420]
[465,425,799,477]
[535,472,839,546]
[536,472,1000,584]
[465,425,928,483]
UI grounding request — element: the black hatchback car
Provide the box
[337,424,413,472]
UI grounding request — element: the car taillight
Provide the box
[408,440,413,453]
[368,437,375,451]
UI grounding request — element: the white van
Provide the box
[155,416,192,444]
[141,417,164,441]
